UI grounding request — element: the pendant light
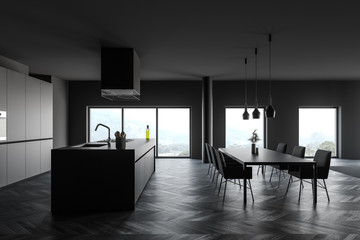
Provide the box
[265,34,276,118]
[243,58,249,120]
[252,48,260,119]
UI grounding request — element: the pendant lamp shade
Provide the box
[243,58,249,120]
[243,107,250,120]
[252,107,260,119]
[252,48,260,119]
[265,34,276,118]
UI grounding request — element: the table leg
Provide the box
[313,162,317,204]
[243,163,247,204]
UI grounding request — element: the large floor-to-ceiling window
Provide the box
[225,107,265,148]
[299,107,338,157]
[158,108,190,157]
[88,107,190,157]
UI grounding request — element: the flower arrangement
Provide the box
[249,129,260,143]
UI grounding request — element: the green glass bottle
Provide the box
[146,125,150,140]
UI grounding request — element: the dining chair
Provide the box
[268,143,288,187]
[214,148,254,202]
[205,143,214,177]
[287,145,306,172]
[285,149,331,202]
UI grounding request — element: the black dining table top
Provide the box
[219,147,315,166]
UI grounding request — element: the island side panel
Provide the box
[135,146,155,202]
[51,149,135,214]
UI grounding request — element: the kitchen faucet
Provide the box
[95,123,111,145]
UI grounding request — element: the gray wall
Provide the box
[68,80,203,159]
[52,76,68,148]
[213,80,360,159]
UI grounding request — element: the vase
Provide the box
[251,143,256,154]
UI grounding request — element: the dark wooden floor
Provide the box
[0,158,360,239]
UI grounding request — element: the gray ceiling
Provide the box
[0,1,359,81]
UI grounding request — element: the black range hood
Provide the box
[101,48,140,101]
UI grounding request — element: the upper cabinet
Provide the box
[7,69,26,141]
[41,81,53,138]
[0,67,6,111]
[26,76,41,140]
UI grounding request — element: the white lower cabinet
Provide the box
[41,139,52,173]
[26,141,41,178]
[7,142,26,184]
[0,145,6,187]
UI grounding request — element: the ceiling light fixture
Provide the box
[243,58,249,120]
[252,48,260,119]
[265,34,276,118]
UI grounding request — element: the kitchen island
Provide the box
[51,138,155,214]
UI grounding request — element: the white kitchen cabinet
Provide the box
[0,144,6,187]
[7,142,25,184]
[7,69,26,141]
[41,139,52,173]
[40,81,53,139]
[26,141,41,178]
[0,67,6,111]
[26,76,41,140]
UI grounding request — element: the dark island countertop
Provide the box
[56,138,155,162]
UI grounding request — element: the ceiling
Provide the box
[0,1,360,81]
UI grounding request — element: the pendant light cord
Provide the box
[245,58,247,105]
[269,34,272,103]
[255,48,258,107]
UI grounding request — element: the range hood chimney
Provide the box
[101,48,140,101]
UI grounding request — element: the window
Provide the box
[158,108,190,157]
[225,108,265,148]
[299,108,337,157]
[124,108,156,139]
[88,107,191,157]
[89,108,122,142]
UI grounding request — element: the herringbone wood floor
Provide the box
[0,158,360,239]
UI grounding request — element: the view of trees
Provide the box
[305,140,336,157]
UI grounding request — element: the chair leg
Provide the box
[285,175,292,196]
[239,179,242,190]
[214,172,220,189]
[207,163,211,175]
[218,176,223,195]
[278,170,281,188]
[223,180,228,202]
[257,165,261,175]
[248,179,254,202]
[269,167,274,182]
[323,179,330,202]
[298,179,302,202]
[212,169,217,183]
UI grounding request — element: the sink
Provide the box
[80,143,108,147]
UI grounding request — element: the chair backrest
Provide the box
[213,148,225,176]
[208,144,219,170]
[313,149,331,179]
[204,143,213,164]
[276,143,287,153]
[292,146,306,158]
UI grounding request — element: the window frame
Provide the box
[298,106,339,158]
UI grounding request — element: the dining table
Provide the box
[219,147,317,205]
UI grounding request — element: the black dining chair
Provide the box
[285,149,331,202]
[287,145,306,172]
[205,143,215,178]
[213,148,254,202]
[268,143,288,187]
